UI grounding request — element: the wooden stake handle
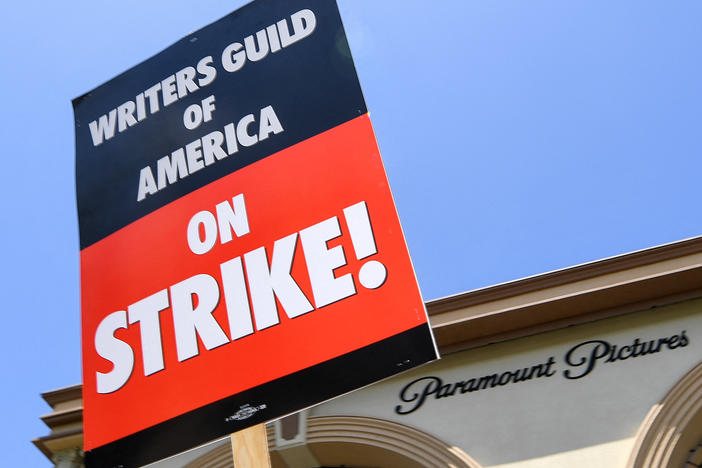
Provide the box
[231,423,272,467]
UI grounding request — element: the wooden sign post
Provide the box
[231,424,272,468]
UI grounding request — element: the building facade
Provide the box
[34,236,702,467]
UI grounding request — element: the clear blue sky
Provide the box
[2,1,701,466]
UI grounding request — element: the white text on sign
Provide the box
[94,196,387,394]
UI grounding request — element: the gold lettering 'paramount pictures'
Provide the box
[396,330,690,415]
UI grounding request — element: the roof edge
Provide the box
[427,235,702,315]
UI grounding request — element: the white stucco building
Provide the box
[35,236,702,467]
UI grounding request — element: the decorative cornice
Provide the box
[41,408,83,428]
[32,427,83,461]
[41,384,82,408]
[427,236,702,353]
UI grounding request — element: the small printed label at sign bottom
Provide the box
[225,404,268,422]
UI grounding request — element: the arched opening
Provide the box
[627,359,702,468]
[185,415,482,468]
[304,416,481,468]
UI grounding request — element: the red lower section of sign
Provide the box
[85,324,435,468]
[81,114,432,451]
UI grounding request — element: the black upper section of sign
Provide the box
[74,0,366,249]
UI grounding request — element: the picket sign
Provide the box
[74,1,438,466]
